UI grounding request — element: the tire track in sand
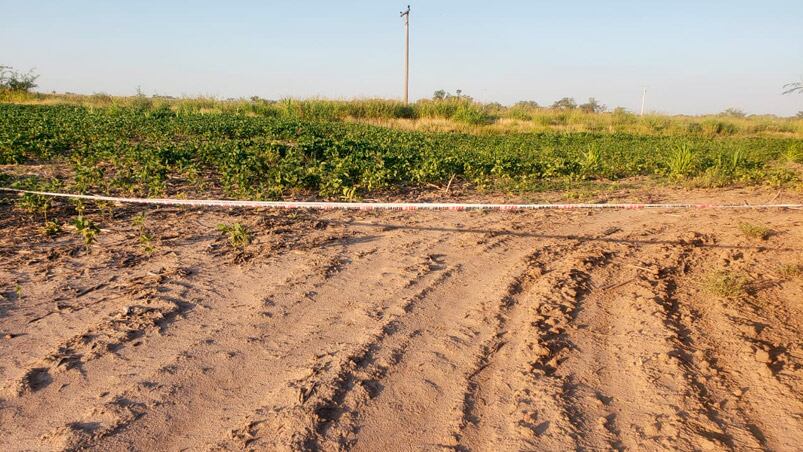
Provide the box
[670,248,803,450]
[219,218,529,450]
[329,216,613,451]
[456,242,616,451]
[75,213,515,451]
[554,233,744,451]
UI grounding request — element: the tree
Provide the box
[797,111,803,119]
[783,80,802,95]
[513,100,540,109]
[0,65,39,92]
[720,107,746,118]
[551,97,577,110]
[579,97,606,113]
[432,89,473,102]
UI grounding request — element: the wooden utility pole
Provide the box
[401,5,411,104]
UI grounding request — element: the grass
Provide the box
[667,144,696,178]
[703,270,749,298]
[739,222,773,240]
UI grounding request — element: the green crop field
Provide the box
[1,101,801,202]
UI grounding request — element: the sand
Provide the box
[1,187,802,451]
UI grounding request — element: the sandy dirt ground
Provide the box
[1,187,802,451]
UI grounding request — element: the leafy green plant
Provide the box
[132,212,155,253]
[666,143,696,178]
[579,146,602,178]
[41,220,62,237]
[12,178,60,220]
[72,215,100,245]
[217,222,250,250]
[139,232,155,253]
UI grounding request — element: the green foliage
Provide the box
[217,222,250,250]
[72,215,99,245]
[579,146,602,178]
[11,177,61,218]
[132,212,155,253]
[666,143,696,178]
[0,104,799,200]
[452,103,492,125]
[41,220,61,236]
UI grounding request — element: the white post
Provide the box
[640,87,647,116]
[401,5,410,104]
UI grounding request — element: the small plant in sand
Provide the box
[94,200,116,220]
[132,212,155,253]
[217,222,251,250]
[13,178,61,228]
[16,191,52,216]
[72,215,100,245]
[703,270,748,298]
[40,220,62,237]
[776,263,802,279]
[738,222,772,240]
[138,232,155,253]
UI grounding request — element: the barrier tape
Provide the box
[1,188,801,211]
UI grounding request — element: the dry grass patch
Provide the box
[777,263,803,280]
[703,270,749,298]
[739,222,773,240]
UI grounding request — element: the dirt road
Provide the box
[1,188,802,451]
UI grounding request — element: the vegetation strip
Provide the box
[1,104,801,202]
[2,188,800,210]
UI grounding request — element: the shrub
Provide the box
[551,97,577,110]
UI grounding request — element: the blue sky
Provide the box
[3,0,802,115]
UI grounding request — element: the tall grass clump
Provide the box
[666,143,697,178]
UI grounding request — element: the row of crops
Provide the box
[1,104,801,199]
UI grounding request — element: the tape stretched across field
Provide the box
[2,187,802,211]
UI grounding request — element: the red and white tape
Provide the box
[1,188,801,211]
